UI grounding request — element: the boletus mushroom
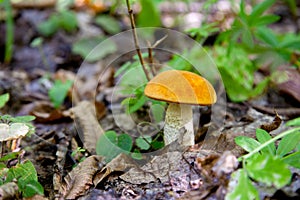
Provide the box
[144,70,217,146]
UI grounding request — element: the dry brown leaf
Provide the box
[70,101,104,154]
[94,153,136,186]
[61,155,104,199]
[120,151,184,184]
[29,101,67,123]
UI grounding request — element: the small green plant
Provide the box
[226,118,300,199]
[96,130,164,162]
[0,94,43,198]
[0,159,44,198]
[48,79,73,109]
[37,0,77,37]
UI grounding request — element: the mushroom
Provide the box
[144,70,217,146]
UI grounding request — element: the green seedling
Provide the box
[0,94,43,198]
[0,160,44,198]
[96,130,164,162]
[48,79,73,109]
[226,118,300,199]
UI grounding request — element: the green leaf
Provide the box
[149,103,165,123]
[22,180,44,198]
[282,151,300,169]
[117,134,133,152]
[48,80,73,108]
[0,152,19,162]
[136,136,152,150]
[256,27,278,47]
[225,169,259,200]
[0,93,9,109]
[6,160,38,183]
[10,115,36,123]
[131,149,143,160]
[37,15,59,36]
[249,0,276,21]
[286,117,300,126]
[96,131,132,162]
[276,130,300,157]
[235,136,261,152]
[95,15,121,34]
[254,15,280,26]
[30,37,43,48]
[58,10,77,32]
[246,154,291,188]
[137,0,161,27]
[72,36,117,62]
[151,140,164,150]
[256,129,276,155]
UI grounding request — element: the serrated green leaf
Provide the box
[5,160,43,197]
[246,154,291,188]
[235,136,261,152]
[282,151,300,169]
[286,117,300,126]
[48,79,73,108]
[256,129,276,155]
[276,130,300,157]
[0,93,9,109]
[225,169,259,200]
[136,136,152,150]
[95,15,121,34]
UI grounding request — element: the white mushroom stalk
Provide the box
[164,103,194,146]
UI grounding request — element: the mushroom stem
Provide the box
[164,103,194,146]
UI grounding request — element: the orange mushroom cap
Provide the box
[144,70,217,105]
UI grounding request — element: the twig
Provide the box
[126,0,151,81]
[147,41,156,76]
[147,35,168,76]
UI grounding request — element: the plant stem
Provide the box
[4,0,14,64]
[241,127,300,160]
[125,0,151,81]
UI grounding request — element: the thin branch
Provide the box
[147,41,156,76]
[126,0,151,81]
[147,35,168,76]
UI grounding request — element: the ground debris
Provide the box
[59,155,105,199]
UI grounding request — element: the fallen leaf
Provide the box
[70,101,104,154]
[61,155,104,199]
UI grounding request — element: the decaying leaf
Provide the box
[260,111,282,132]
[60,155,104,199]
[70,101,104,154]
[94,153,136,186]
[120,151,193,184]
[0,182,19,200]
[0,123,29,141]
[30,101,67,123]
